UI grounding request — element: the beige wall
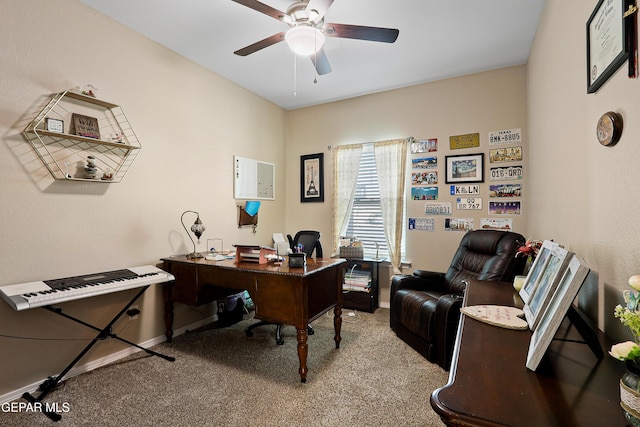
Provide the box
[285,66,528,305]
[0,0,285,399]
[528,0,640,338]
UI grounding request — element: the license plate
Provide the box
[456,197,482,210]
[489,128,522,145]
[490,166,523,181]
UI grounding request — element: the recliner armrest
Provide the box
[435,293,464,313]
[434,293,464,369]
[390,271,447,296]
[413,270,446,281]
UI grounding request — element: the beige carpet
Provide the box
[2,308,448,426]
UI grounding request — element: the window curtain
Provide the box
[373,139,407,274]
[332,144,363,255]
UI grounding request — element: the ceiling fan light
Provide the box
[285,25,325,56]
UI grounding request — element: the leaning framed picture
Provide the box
[70,113,100,139]
[525,255,590,370]
[300,153,324,203]
[519,240,558,304]
[587,0,630,93]
[523,245,572,330]
[445,153,484,184]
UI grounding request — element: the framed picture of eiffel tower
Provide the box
[300,153,324,203]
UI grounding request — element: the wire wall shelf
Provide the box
[23,90,141,183]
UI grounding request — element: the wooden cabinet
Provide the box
[342,258,380,313]
[22,90,141,182]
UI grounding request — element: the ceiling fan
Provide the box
[231,0,399,75]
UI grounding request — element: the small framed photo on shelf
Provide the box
[45,118,64,133]
[445,153,484,184]
[300,153,324,203]
[70,113,100,139]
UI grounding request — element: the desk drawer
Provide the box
[165,262,204,306]
[196,265,255,290]
[166,263,258,306]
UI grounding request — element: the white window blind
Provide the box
[345,144,399,259]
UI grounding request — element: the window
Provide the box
[344,144,405,259]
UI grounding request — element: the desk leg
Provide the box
[296,327,308,383]
[163,282,175,343]
[334,304,342,349]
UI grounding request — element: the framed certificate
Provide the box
[587,0,630,93]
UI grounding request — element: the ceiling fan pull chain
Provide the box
[293,54,297,97]
[313,57,318,84]
[313,33,318,84]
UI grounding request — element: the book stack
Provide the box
[344,270,371,292]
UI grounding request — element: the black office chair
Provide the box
[286,230,323,258]
[244,230,323,345]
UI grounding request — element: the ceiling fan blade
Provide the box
[306,0,334,21]
[231,0,288,22]
[324,23,399,43]
[234,32,286,56]
[311,48,332,75]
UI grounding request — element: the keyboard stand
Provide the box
[22,286,175,422]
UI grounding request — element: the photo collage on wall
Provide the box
[408,128,524,232]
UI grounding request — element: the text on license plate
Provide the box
[456,197,483,210]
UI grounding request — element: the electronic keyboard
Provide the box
[0,265,174,311]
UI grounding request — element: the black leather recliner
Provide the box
[390,230,526,370]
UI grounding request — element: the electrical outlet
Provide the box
[127,305,140,320]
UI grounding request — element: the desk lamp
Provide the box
[181,210,205,258]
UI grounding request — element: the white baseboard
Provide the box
[379,301,390,309]
[0,315,217,405]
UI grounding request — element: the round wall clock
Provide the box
[596,111,623,146]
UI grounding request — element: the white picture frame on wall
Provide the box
[234,156,275,200]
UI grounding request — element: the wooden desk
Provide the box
[161,256,346,382]
[430,279,626,426]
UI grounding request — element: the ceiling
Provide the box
[79,0,545,110]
